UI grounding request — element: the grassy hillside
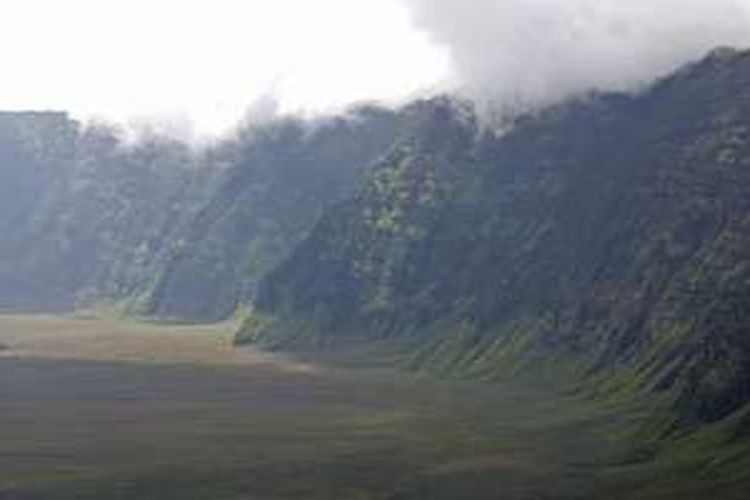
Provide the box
[146,108,405,321]
[2,315,749,499]
[0,115,213,312]
[0,107,405,321]
[242,49,750,434]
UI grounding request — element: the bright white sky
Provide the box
[0,0,450,136]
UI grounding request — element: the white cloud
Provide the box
[403,0,750,114]
[0,0,450,135]
[4,1,748,136]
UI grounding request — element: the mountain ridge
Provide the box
[1,49,750,438]
[240,49,750,431]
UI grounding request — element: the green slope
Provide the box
[0,107,405,321]
[243,49,750,432]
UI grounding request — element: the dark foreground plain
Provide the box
[0,316,746,500]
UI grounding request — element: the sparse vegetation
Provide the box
[2,49,750,499]
[252,51,750,437]
[5,315,748,500]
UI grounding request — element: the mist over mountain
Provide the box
[2,35,750,497]
[0,114,213,311]
[4,0,750,497]
[243,49,750,432]
[0,105,412,318]
[147,107,408,321]
[404,0,750,115]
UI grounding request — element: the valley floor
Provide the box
[0,315,745,499]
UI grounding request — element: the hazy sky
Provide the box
[0,0,450,136]
[407,0,750,114]
[2,1,750,137]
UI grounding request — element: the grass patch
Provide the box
[0,315,748,499]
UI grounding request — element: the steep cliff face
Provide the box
[0,107,406,319]
[244,50,750,426]
[0,112,83,309]
[0,114,212,311]
[146,108,405,321]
